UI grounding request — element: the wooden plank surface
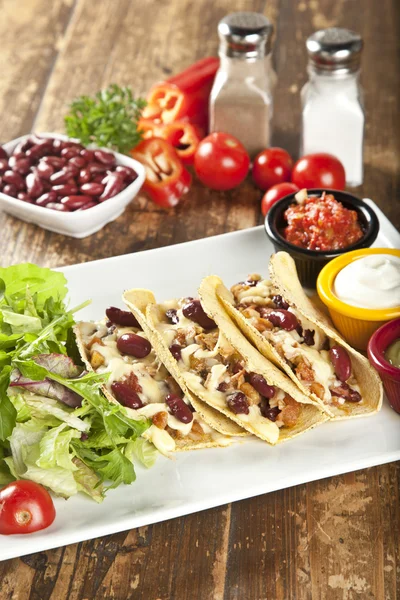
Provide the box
[0,0,399,598]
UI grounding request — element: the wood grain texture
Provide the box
[0,0,399,598]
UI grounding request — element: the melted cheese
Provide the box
[238,405,279,443]
[143,425,176,455]
[206,364,227,391]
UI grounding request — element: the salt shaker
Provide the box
[301,28,365,187]
[209,12,276,158]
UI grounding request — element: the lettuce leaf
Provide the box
[125,438,158,469]
[0,264,67,312]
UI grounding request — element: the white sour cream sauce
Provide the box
[334,254,400,309]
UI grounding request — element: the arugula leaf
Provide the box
[0,366,16,441]
[74,446,136,489]
[65,84,146,154]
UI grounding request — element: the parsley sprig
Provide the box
[65,84,146,154]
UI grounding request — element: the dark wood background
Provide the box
[0,0,399,598]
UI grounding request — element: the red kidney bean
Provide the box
[0,158,8,174]
[88,161,109,175]
[52,183,78,196]
[60,195,92,210]
[182,299,216,330]
[50,169,73,185]
[94,149,116,166]
[13,139,32,155]
[41,156,65,168]
[47,202,70,212]
[36,161,55,179]
[111,381,143,409]
[330,382,361,403]
[30,134,51,146]
[92,174,106,183]
[247,373,275,398]
[117,332,151,358]
[3,170,24,191]
[26,143,53,160]
[18,192,31,202]
[227,391,249,415]
[0,147,8,160]
[169,343,182,360]
[69,156,86,169]
[11,157,32,175]
[3,183,17,197]
[61,147,81,160]
[116,165,138,183]
[165,308,179,324]
[64,164,79,178]
[268,309,299,332]
[165,394,193,424]
[100,172,125,201]
[232,361,244,374]
[260,401,281,421]
[105,306,140,328]
[78,201,97,211]
[36,191,58,207]
[80,182,104,196]
[329,345,351,382]
[217,381,228,392]
[26,171,44,198]
[80,149,95,162]
[52,139,63,154]
[79,168,92,184]
[272,295,289,310]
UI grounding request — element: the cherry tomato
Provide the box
[194,132,250,190]
[252,147,293,190]
[291,153,346,190]
[261,182,299,216]
[0,480,56,535]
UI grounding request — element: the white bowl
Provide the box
[0,132,145,238]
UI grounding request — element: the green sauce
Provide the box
[385,339,400,368]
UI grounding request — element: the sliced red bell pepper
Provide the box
[138,118,161,139]
[130,138,191,208]
[142,57,219,132]
[156,121,201,164]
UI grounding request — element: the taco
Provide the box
[214,251,382,419]
[123,286,328,445]
[75,305,234,455]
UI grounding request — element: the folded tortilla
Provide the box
[215,251,382,420]
[122,290,245,438]
[123,286,328,445]
[75,315,233,454]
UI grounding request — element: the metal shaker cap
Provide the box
[218,12,273,59]
[306,28,363,74]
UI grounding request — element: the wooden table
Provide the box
[0,0,399,598]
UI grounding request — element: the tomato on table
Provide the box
[261,182,299,216]
[194,132,250,191]
[0,480,56,535]
[291,153,346,190]
[252,147,293,190]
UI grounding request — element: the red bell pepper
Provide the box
[130,138,191,208]
[138,119,201,164]
[142,57,219,132]
[138,118,160,139]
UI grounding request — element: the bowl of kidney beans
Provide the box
[0,133,146,238]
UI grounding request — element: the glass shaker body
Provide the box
[210,54,275,158]
[301,70,364,187]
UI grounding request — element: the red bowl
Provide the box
[368,318,400,414]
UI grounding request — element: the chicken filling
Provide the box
[230,275,362,407]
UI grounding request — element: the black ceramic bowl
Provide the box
[264,188,380,288]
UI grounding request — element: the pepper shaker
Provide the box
[209,12,276,158]
[300,28,365,187]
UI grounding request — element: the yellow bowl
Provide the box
[317,248,400,350]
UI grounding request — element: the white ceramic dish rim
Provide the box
[0,132,145,221]
[0,201,399,561]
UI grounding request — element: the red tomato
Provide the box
[291,153,346,190]
[261,182,299,216]
[194,132,250,190]
[252,147,293,190]
[0,480,56,535]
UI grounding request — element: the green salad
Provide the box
[0,264,156,502]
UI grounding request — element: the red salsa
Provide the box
[283,192,364,251]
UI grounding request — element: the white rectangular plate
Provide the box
[2,199,399,561]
